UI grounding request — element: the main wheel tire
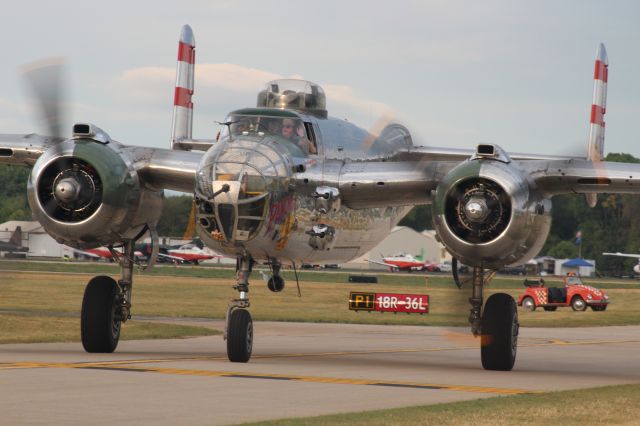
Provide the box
[481,293,518,371]
[267,275,285,292]
[543,306,557,311]
[227,309,253,363]
[81,276,121,353]
[522,297,536,311]
[571,296,587,311]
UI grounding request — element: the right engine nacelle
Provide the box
[432,159,552,269]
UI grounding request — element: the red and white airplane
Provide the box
[164,243,218,264]
[76,247,144,261]
[368,252,438,272]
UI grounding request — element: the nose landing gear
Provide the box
[225,255,254,362]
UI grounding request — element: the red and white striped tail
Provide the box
[171,24,195,150]
[587,43,608,162]
[585,43,608,208]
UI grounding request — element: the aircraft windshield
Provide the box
[220,114,317,156]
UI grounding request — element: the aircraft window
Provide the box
[217,203,235,242]
[238,172,266,200]
[218,114,314,157]
[278,117,315,156]
[304,122,317,155]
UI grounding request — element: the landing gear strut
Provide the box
[466,266,519,371]
[225,255,254,362]
[81,240,135,353]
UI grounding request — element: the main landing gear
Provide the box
[81,241,135,353]
[465,266,519,371]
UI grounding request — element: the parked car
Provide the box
[436,262,452,273]
[423,263,441,272]
[517,274,609,312]
[499,265,526,275]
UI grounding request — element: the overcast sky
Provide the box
[2,0,640,157]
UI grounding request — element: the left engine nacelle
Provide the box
[27,133,163,249]
[432,158,551,269]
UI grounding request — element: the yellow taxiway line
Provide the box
[0,360,532,395]
[2,337,637,395]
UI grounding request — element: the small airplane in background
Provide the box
[0,226,28,253]
[602,252,640,275]
[76,246,145,261]
[77,240,219,265]
[368,251,439,272]
[138,241,219,265]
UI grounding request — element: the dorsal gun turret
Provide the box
[257,79,327,118]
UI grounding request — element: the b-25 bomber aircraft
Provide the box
[2,25,639,371]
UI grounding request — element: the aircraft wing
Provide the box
[0,133,57,167]
[157,252,186,262]
[366,259,398,269]
[73,248,102,259]
[391,145,580,163]
[528,158,640,196]
[603,252,640,259]
[0,134,203,194]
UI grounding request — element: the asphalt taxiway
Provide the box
[1,321,640,425]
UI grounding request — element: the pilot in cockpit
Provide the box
[281,118,316,155]
[232,119,249,135]
[265,118,281,135]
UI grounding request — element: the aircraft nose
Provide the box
[194,137,295,244]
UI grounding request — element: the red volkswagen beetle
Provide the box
[517,274,609,312]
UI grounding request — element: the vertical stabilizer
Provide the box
[171,25,196,150]
[9,226,23,247]
[585,43,608,207]
[588,43,608,162]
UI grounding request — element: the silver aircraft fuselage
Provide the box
[193,108,429,265]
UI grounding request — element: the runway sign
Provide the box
[349,292,429,314]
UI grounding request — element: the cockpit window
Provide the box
[219,114,317,156]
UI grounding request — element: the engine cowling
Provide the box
[27,134,162,249]
[432,159,551,269]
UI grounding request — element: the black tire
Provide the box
[267,275,285,292]
[591,305,607,311]
[522,296,536,311]
[227,309,253,363]
[571,296,587,311]
[81,276,121,353]
[543,306,557,311]
[481,293,518,371]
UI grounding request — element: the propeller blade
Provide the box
[22,57,68,139]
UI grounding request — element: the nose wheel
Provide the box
[227,309,253,362]
[225,255,255,362]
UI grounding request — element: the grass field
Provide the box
[0,313,217,344]
[2,262,639,424]
[246,383,640,426]
[1,262,640,343]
